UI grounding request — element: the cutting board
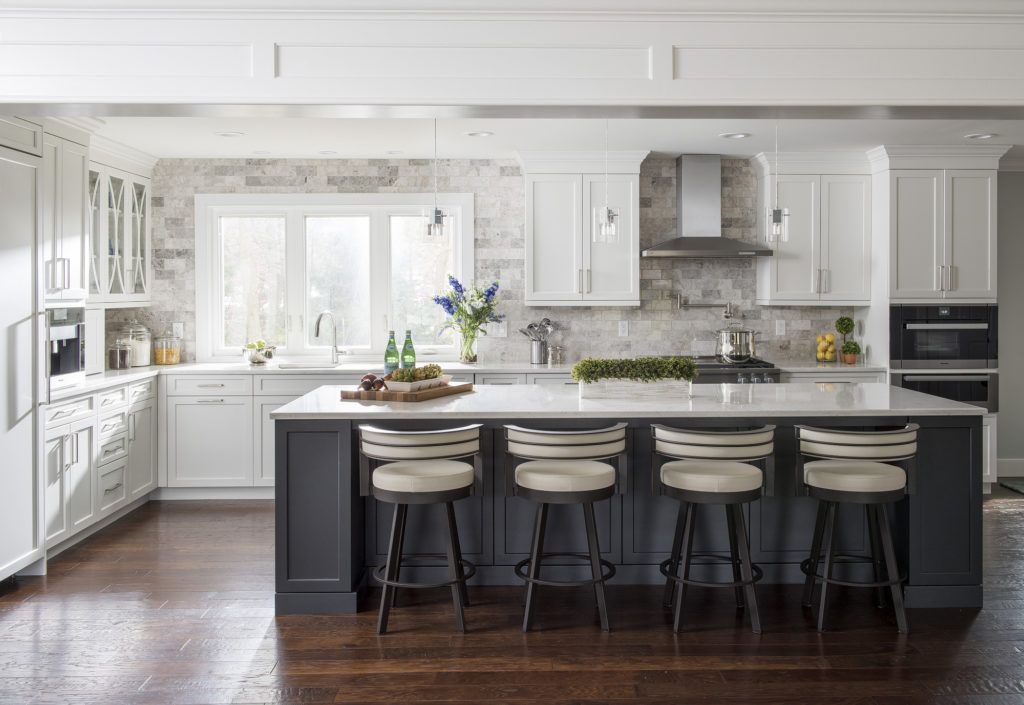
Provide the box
[340,381,474,402]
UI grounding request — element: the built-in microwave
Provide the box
[46,304,86,391]
[889,304,997,370]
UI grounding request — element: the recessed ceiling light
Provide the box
[718,132,752,140]
[964,132,997,140]
[214,131,245,138]
[318,149,338,156]
[465,131,494,138]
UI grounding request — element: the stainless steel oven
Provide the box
[890,370,998,412]
[890,304,997,369]
[46,304,86,391]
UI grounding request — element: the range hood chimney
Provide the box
[641,154,772,258]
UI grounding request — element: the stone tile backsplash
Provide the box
[107,156,850,364]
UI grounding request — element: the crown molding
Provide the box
[752,151,871,175]
[867,144,1011,172]
[516,150,649,174]
[89,134,159,176]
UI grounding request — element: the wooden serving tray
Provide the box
[340,381,474,402]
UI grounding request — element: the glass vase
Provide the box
[459,330,478,364]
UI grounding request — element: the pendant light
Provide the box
[595,119,619,244]
[426,118,446,238]
[765,122,789,244]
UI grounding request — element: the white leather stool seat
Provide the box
[660,461,763,494]
[515,460,616,493]
[372,460,474,494]
[804,460,906,494]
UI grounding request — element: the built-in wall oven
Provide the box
[890,304,998,412]
[46,304,86,392]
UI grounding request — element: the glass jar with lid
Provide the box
[108,338,132,370]
[120,319,152,367]
[154,330,182,365]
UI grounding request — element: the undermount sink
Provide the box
[277,362,341,369]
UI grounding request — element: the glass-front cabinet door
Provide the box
[88,169,103,297]
[86,162,152,306]
[127,180,149,297]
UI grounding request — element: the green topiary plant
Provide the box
[571,356,698,384]
[841,341,861,355]
[835,316,855,345]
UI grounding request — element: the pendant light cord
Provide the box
[433,118,438,212]
[604,118,610,210]
[773,122,779,210]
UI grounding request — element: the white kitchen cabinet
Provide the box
[45,416,96,548]
[87,163,152,306]
[42,133,89,301]
[254,396,295,487]
[44,429,69,547]
[97,459,128,514]
[167,396,254,487]
[524,171,640,307]
[526,373,577,385]
[126,398,157,499]
[0,116,42,156]
[889,169,996,302]
[757,174,870,305]
[476,373,528,385]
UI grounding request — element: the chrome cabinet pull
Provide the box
[577,269,583,294]
[104,482,123,495]
[62,434,72,470]
[129,412,136,442]
[71,432,79,464]
[196,398,225,404]
[586,269,592,294]
[197,383,224,389]
[946,265,955,292]
[936,265,944,291]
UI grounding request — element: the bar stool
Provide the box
[796,424,919,634]
[358,424,483,635]
[651,424,776,634]
[503,423,628,632]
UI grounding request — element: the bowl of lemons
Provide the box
[815,333,837,362]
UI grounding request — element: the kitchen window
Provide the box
[195,193,474,360]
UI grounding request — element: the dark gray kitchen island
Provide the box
[272,382,984,615]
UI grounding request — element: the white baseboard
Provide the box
[999,458,1024,478]
[150,486,275,500]
[46,494,151,560]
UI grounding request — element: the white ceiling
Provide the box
[93,117,1024,161]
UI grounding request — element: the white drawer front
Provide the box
[527,374,576,385]
[98,433,128,467]
[45,396,94,428]
[97,386,129,410]
[166,376,253,396]
[254,374,362,396]
[98,409,129,438]
[128,378,157,404]
[476,374,527,385]
[97,461,127,513]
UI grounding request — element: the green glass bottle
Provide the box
[384,330,400,374]
[400,330,416,369]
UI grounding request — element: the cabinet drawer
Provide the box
[527,373,576,385]
[97,386,129,411]
[0,116,43,156]
[98,433,128,467]
[783,372,886,384]
[254,374,362,396]
[128,378,157,404]
[97,461,127,513]
[476,374,527,385]
[166,376,252,396]
[97,409,129,438]
[45,396,94,428]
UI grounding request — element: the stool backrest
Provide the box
[504,423,627,461]
[795,424,919,462]
[652,425,775,462]
[359,424,481,462]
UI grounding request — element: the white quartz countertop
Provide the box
[52,367,161,401]
[271,382,983,421]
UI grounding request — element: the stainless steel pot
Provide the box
[714,324,756,363]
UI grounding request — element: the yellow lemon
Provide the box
[825,333,835,342]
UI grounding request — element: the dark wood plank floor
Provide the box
[3,492,1024,705]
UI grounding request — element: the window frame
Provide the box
[195,192,474,362]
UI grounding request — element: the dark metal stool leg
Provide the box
[445,502,469,608]
[583,502,610,632]
[731,504,761,634]
[672,503,697,633]
[522,503,549,632]
[443,503,466,633]
[877,504,909,634]
[816,501,838,633]
[390,501,408,609]
[377,503,406,635]
[802,500,827,608]
[662,502,688,608]
[726,504,745,609]
[867,505,887,610]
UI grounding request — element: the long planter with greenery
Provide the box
[571,356,698,398]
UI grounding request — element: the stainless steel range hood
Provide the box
[641,154,773,258]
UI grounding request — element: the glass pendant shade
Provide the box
[426,207,446,238]
[766,206,789,244]
[596,206,619,243]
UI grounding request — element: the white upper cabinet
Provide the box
[888,168,996,302]
[520,151,646,307]
[87,163,152,306]
[42,133,89,302]
[756,169,871,306]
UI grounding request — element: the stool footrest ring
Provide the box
[373,555,477,591]
[514,552,616,588]
[800,554,905,590]
[659,552,763,589]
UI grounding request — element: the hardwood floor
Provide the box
[2,492,1024,705]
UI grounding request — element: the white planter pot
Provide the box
[578,379,693,399]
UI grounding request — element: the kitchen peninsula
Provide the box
[272,382,984,615]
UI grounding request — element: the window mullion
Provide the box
[367,208,390,355]
[285,208,307,353]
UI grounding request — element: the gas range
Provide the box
[686,356,780,384]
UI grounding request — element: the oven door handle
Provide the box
[902,375,992,382]
[904,323,989,330]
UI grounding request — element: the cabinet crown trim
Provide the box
[517,150,649,174]
[753,151,870,175]
[867,144,1010,172]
